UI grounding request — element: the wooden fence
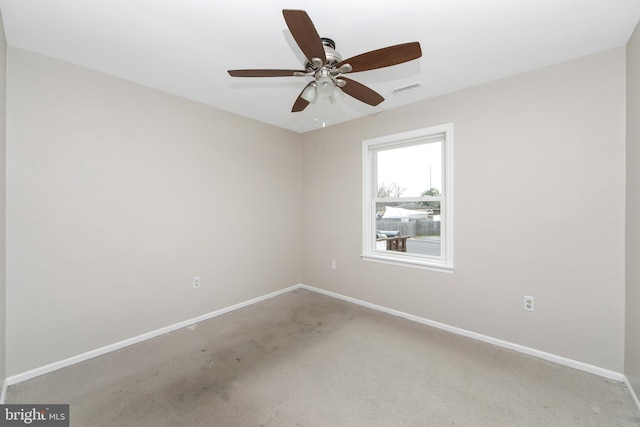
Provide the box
[376,218,440,237]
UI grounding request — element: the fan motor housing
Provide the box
[304,38,342,71]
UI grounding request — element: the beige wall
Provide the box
[301,48,627,371]
[626,21,640,396]
[0,11,6,384]
[5,48,302,375]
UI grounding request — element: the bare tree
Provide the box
[377,182,406,198]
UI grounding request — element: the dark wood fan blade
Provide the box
[292,82,313,112]
[340,77,384,106]
[228,69,306,77]
[337,42,422,73]
[282,9,326,65]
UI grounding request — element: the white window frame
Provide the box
[361,123,454,272]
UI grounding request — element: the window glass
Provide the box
[375,201,441,257]
[377,142,442,198]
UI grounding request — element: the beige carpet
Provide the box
[7,288,640,426]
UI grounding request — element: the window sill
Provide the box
[361,253,454,273]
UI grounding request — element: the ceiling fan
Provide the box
[227,9,422,112]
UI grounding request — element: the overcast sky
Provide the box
[377,141,442,197]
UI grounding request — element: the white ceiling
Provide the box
[1,0,639,133]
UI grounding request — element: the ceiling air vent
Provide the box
[391,83,422,95]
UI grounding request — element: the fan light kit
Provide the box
[228,10,422,112]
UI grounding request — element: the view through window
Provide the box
[376,141,442,256]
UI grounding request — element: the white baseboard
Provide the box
[0,378,7,404]
[300,284,626,383]
[624,375,640,411]
[6,284,301,386]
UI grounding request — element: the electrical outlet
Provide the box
[524,295,534,312]
[331,260,337,270]
[193,276,201,289]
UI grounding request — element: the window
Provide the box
[362,124,453,271]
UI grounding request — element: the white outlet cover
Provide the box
[524,295,534,312]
